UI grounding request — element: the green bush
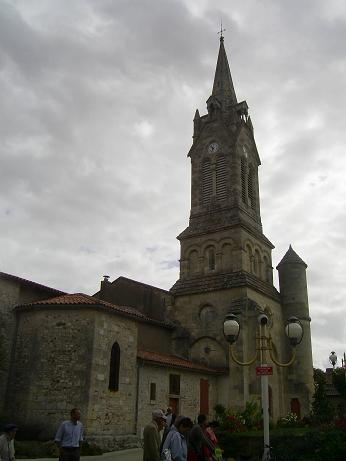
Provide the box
[215,427,346,461]
[214,401,261,433]
[239,400,262,431]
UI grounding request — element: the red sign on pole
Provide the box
[256,366,273,376]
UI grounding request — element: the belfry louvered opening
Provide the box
[241,157,247,203]
[248,167,255,209]
[216,155,227,202]
[202,158,213,205]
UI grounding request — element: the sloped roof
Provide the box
[114,276,170,294]
[16,292,173,328]
[277,245,307,269]
[137,349,227,375]
[0,271,65,295]
[170,270,280,301]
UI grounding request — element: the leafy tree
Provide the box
[311,367,334,423]
[333,367,346,398]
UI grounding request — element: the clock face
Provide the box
[208,142,219,153]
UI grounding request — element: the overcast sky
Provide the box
[1,0,345,370]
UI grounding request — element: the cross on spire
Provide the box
[218,20,226,41]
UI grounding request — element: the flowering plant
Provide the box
[277,412,299,428]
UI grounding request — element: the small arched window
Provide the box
[109,342,120,392]
[208,247,216,271]
[188,250,199,274]
[246,244,253,273]
[221,243,233,271]
[263,255,272,283]
[254,250,261,277]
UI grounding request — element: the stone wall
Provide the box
[5,307,94,438]
[137,323,172,355]
[171,285,296,421]
[86,310,138,440]
[0,276,62,416]
[136,362,219,436]
[0,278,20,415]
[5,305,140,445]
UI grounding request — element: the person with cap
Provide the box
[0,424,18,461]
[55,408,83,461]
[143,409,166,461]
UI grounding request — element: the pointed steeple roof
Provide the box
[277,245,307,269]
[212,36,237,110]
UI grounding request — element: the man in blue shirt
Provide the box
[162,417,193,461]
[55,408,83,461]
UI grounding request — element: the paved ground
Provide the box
[24,448,143,461]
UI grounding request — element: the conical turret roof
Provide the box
[277,245,307,269]
[212,37,237,110]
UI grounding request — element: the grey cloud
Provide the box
[1,0,346,369]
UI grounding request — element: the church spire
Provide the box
[211,36,237,110]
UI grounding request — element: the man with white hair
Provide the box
[143,409,166,461]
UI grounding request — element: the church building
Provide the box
[0,37,314,449]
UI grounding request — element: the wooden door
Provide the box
[200,379,209,415]
[290,398,301,418]
[169,397,179,415]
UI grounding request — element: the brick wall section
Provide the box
[136,363,218,436]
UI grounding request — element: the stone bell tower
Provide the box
[171,35,275,293]
[169,35,313,420]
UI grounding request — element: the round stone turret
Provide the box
[277,245,308,318]
[277,245,314,416]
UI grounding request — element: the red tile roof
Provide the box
[16,292,173,328]
[137,349,227,374]
[0,271,65,295]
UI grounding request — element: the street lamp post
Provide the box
[329,351,337,369]
[342,353,346,385]
[330,351,346,384]
[223,313,303,461]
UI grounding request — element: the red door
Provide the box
[291,398,301,418]
[200,379,209,415]
[169,397,179,415]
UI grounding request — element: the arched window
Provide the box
[246,244,253,273]
[109,342,120,391]
[207,247,215,271]
[188,250,199,274]
[263,255,272,283]
[216,155,227,202]
[221,243,233,271]
[202,159,213,205]
[199,305,216,328]
[254,250,261,277]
